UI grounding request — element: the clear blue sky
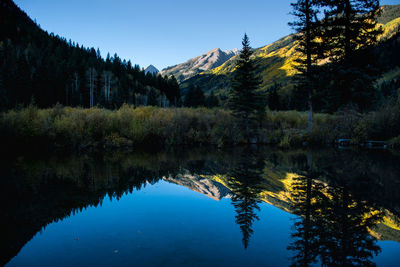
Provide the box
[14,0,399,70]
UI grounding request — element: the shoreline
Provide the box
[1,105,399,153]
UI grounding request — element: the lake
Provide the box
[2,147,400,266]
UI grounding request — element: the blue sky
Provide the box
[14,0,399,70]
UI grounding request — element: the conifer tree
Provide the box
[289,0,322,129]
[166,76,180,106]
[0,0,176,111]
[319,0,382,111]
[206,91,219,108]
[321,0,382,62]
[184,85,205,107]
[193,86,205,107]
[230,34,265,135]
[184,85,195,107]
[267,83,281,111]
[147,87,159,106]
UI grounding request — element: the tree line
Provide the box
[227,0,390,135]
[1,0,397,119]
[289,0,383,128]
[0,0,180,110]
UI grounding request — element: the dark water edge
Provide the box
[2,147,400,266]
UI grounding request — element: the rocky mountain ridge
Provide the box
[144,64,159,75]
[160,48,239,83]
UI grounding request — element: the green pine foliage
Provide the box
[147,88,159,106]
[316,0,384,112]
[267,83,282,111]
[320,0,383,61]
[206,91,220,108]
[180,4,399,114]
[289,0,323,73]
[229,34,266,133]
[289,0,324,128]
[184,85,195,107]
[289,0,385,113]
[184,85,205,107]
[0,0,180,110]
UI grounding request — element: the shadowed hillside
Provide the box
[0,0,180,109]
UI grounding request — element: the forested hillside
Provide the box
[181,5,400,112]
[0,0,180,110]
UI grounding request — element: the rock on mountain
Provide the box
[160,48,239,83]
[180,4,400,96]
[144,65,159,75]
[163,173,231,201]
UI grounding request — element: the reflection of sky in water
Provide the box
[7,180,294,266]
[7,180,400,267]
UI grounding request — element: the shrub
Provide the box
[2,102,399,151]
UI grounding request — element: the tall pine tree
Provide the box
[206,91,220,108]
[184,85,195,107]
[320,0,382,111]
[321,0,382,62]
[289,0,323,129]
[230,34,265,136]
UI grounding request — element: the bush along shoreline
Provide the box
[0,99,399,152]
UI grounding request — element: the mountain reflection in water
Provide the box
[2,148,400,266]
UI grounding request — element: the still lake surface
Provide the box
[2,147,400,266]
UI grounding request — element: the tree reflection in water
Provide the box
[227,148,265,249]
[289,170,383,267]
[2,148,399,266]
[288,171,325,266]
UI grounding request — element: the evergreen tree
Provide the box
[206,91,220,108]
[267,83,281,111]
[184,85,205,107]
[147,87,159,106]
[193,86,205,107]
[0,0,174,110]
[229,34,265,135]
[317,0,382,111]
[166,76,180,106]
[289,0,323,129]
[321,0,382,62]
[184,85,195,107]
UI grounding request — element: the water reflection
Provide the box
[2,148,400,266]
[227,148,265,249]
[288,171,324,266]
[288,172,383,266]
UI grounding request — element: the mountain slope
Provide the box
[165,168,400,243]
[180,5,400,99]
[160,48,238,83]
[164,173,231,201]
[0,0,179,109]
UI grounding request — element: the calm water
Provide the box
[2,147,400,266]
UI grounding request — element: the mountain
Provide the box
[179,5,400,100]
[164,172,231,201]
[144,64,159,75]
[170,171,400,244]
[160,48,239,83]
[377,4,400,24]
